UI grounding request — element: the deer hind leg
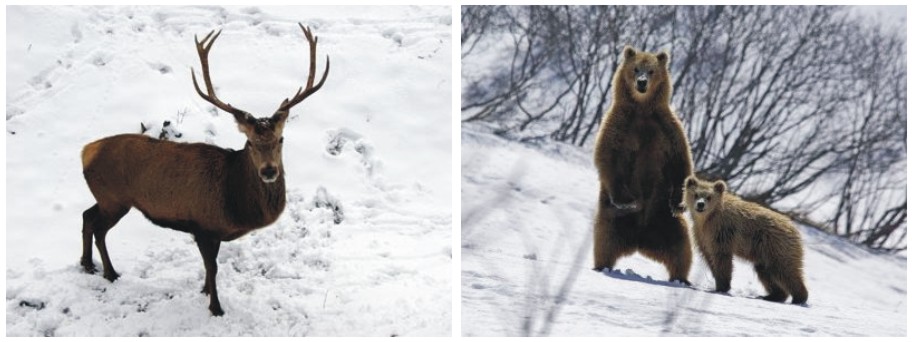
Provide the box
[86,204,129,282]
[194,233,224,316]
[81,204,100,273]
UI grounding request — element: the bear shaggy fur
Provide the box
[684,176,808,304]
[592,46,694,284]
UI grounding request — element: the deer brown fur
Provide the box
[79,24,329,316]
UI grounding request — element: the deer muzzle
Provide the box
[260,165,280,183]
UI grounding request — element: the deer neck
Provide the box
[226,147,287,229]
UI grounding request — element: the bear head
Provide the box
[684,176,727,217]
[616,45,671,103]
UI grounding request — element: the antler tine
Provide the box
[190,29,252,123]
[300,23,317,91]
[275,23,330,114]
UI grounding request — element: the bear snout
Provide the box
[695,199,706,212]
[636,80,648,93]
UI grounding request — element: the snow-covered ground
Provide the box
[461,123,906,336]
[6,6,451,336]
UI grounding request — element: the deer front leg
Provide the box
[194,234,224,316]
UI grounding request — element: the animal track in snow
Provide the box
[91,52,113,67]
[325,128,380,178]
[147,62,172,74]
[312,186,344,224]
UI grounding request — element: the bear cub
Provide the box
[684,176,808,304]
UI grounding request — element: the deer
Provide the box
[79,23,329,316]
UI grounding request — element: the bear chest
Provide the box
[624,118,668,155]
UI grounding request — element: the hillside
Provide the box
[461,123,906,336]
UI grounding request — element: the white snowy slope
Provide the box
[461,123,906,336]
[6,6,451,336]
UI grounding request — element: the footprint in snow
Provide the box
[313,186,344,224]
[381,28,404,46]
[148,62,172,74]
[91,52,113,67]
[324,128,380,177]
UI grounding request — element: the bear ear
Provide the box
[656,51,669,65]
[623,45,637,60]
[713,180,727,194]
[685,176,698,189]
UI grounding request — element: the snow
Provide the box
[6,6,451,336]
[461,123,906,336]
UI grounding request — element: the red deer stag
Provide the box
[79,24,329,316]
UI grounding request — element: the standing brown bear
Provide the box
[684,176,808,304]
[592,46,694,284]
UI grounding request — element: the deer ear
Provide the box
[236,112,256,136]
[237,122,253,136]
[713,180,727,194]
[271,110,288,135]
[271,109,289,124]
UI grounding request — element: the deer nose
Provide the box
[260,166,279,182]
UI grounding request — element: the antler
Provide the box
[275,23,331,114]
[191,30,253,124]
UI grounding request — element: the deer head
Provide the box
[190,24,330,183]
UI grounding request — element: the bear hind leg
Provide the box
[784,270,808,305]
[593,197,636,271]
[639,217,692,285]
[754,263,788,303]
[640,243,692,285]
[593,223,635,271]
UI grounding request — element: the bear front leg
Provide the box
[601,149,639,210]
[667,186,686,215]
[707,252,733,293]
[608,179,639,211]
[666,121,693,212]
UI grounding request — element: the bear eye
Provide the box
[634,67,640,73]
[648,70,654,75]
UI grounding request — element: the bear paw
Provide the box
[613,201,639,211]
[671,203,685,214]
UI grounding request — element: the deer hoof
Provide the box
[81,261,97,274]
[103,271,120,282]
